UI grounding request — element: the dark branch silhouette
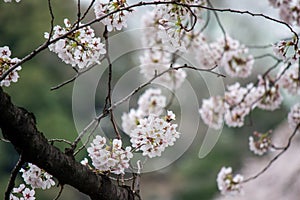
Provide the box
[0,87,140,200]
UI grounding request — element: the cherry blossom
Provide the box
[217,166,244,196]
[87,135,133,174]
[277,63,300,95]
[155,5,189,52]
[137,88,166,116]
[273,40,288,60]
[10,194,19,200]
[20,163,55,190]
[200,82,262,129]
[193,35,254,76]
[45,18,106,69]
[194,36,223,69]
[121,108,143,134]
[199,96,225,129]
[273,39,300,63]
[166,110,176,121]
[0,46,22,87]
[80,158,89,166]
[94,0,131,32]
[9,185,35,200]
[224,105,250,128]
[139,50,186,89]
[269,0,300,26]
[122,88,169,134]
[22,188,35,200]
[256,75,282,111]
[130,113,180,158]
[223,83,257,127]
[12,184,26,193]
[268,0,287,7]
[218,36,254,78]
[224,83,248,106]
[288,103,300,130]
[141,1,206,52]
[249,131,273,156]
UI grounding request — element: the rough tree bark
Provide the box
[0,87,140,200]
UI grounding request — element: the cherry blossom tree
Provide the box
[1,0,300,199]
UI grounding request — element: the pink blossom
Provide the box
[217,167,244,196]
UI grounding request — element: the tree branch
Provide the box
[0,87,140,200]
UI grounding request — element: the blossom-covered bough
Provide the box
[1,0,300,199]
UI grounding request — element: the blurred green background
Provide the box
[0,0,289,200]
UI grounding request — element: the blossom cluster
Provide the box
[269,0,300,26]
[249,131,273,156]
[195,36,254,77]
[219,37,254,78]
[9,184,35,200]
[217,166,244,195]
[273,39,300,63]
[122,88,167,134]
[199,73,285,129]
[199,96,225,129]
[0,46,22,87]
[141,0,206,52]
[188,33,219,68]
[121,87,180,158]
[10,164,55,200]
[140,8,188,87]
[155,0,206,52]
[94,0,131,32]
[87,135,133,174]
[140,4,254,89]
[139,49,187,89]
[139,2,207,89]
[256,75,282,111]
[130,112,180,158]
[45,18,106,69]
[223,82,256,127]
[20,163,55,190]
[278,63,300,95]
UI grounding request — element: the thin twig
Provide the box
[262,60,282,78]
[72,118,100,151]
[207,0,227,43]
[50,58,105,91]
[48,139,73,146]
[254,53,282,61]
[47,0,55,42]
[76,0,81,28]
[103,26,121,139]
[51,75,78,91]
[199,8,211,33]
[274,62,291,82]
[182,5,198,32]
[73,116,104,156]
[80,0,96,21]
[4,155,25,200]
[243,124,300,183]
